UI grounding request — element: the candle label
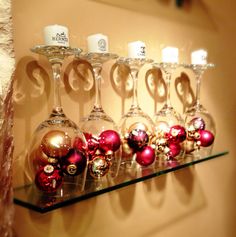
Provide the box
[98,39,107,52]
[139,46,146,57]
[51,32,68,45]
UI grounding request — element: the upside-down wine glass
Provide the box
[77,34,121,189]
[184,49,215,158]
[118,41,156,174]
[26,25,88,197]
[152,47,186,165]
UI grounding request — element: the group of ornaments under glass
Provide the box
[27,25,215,195]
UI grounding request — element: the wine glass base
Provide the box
[78,52,118,64]
[31,45,82,63]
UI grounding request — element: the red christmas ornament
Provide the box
[61,149,87,176]
[99,130,121,153]
[197,130,215,147]
[41,130,71,158]
[88,155,110,178]
[127,129,149,151]
[169,143,181,157]
[73,136,86,152]
[136,146,155,167]
[168,125,186,144]
[84,133,99,157]
[35,164,63,193]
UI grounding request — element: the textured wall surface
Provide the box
[0,0,15,236]
[12,0,236,237]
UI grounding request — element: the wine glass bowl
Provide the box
[183,63,216,157]
[152,63,186,163]
[117,57,156,170]
[76,52,121,184]
[26,45,88,197]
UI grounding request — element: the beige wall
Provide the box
[12,0,236,236]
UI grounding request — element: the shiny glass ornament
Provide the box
[76,53,121,189]
[152,63,186,162]
[183,63,216,157]
[118,58,156,170]
[26,45,87,196]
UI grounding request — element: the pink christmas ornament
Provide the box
[168,125,186,144]
[99,130,121,152]
[136,146,155,167]
[169,143,181,157]
[197,129,215,147]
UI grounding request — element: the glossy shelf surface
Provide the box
[14,151,228,213]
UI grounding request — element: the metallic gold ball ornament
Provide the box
[61,149,87,176]
[88,155,110,178]
[155,137,169,154]
[31,147,59,173]
[35,164,63,193]
[41,130,72,158]
[128,122,148,133]
[122,141,134,156]
[183,140,196,154]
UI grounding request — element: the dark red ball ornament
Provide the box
[35,164,63,193]
[136,146,155,167]
[127,129,149,151]
[168,125,186,144]
[99,130,121,153]
[61,149,87,176]
[169,143,181,157]
[197,130,215,147]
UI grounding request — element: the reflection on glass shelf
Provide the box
[14,151,228,213]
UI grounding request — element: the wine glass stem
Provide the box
[93,65,103,111]
[51,62,63,115]
[195,73,202,108]
[130,68,140,109]
[165,73,172,108]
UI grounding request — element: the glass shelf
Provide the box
[14,151,228,213]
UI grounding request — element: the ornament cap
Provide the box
[66,164,77,175]
[43,164,54,175]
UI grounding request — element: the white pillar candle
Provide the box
[44,25,69,46]
[162,46,179,63]
[191,49,207,65]
[128,41,146,59]
[87,33,108,53]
